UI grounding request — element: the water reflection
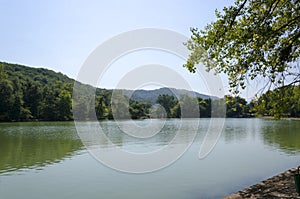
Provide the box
[0,119,300,199]
[260,119,300,154]
[0,122,83,175]
[1,119,299,175]
[222,119,251,142]
[221,118,300,154]
[83,119,196,153]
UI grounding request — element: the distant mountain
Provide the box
[121,87,216,104]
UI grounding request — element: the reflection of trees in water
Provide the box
[0,122,83,174]
[2,119,298,175]
[100,120,178,147]
[103,118,300,155]
[261,120,300,154]
[99,119,196,153]
[222,118,260,143]
[221,119,300,155]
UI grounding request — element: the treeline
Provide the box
[0,62,154,121]
[253,85,300,119]
[0,62,74,121]
[0,62,299,121]
[152,94,252,118]
[72,88,153,120]
[152,86,300,119]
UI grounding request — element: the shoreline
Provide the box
[224,166,300,198]
[1,116,300,123]
[260,116,300,121]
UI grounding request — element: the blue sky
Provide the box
[0,0,259,99]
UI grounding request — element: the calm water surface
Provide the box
[0,118,299,198]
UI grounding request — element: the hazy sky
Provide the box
[0,0,260,99]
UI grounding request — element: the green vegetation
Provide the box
[0,62,160,121]
[0,62,74,121]
[225,95,250,118]
[155,93,252,118]
[156,94,178,118]
[0,61,299,121]
[184,0,300,118]
[253,85,300,119]
[185,0,300,94]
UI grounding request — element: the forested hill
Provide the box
[0,62,216,121]
[1,61,299,121]
[2,62,74,85]
[0,62,75,121]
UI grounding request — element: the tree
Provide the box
[0,62,77,121]
[0,79,14,120]
[111,91,130,119]
[40,86,58,120]
[129,100,151,119]
[95,95,108,119]
[290,85,300,117]
[0,63,6,79]
[225,95,249,117]
[23,80,42,118]
[198,97,211,117]
[185,0,300,94]
[253,85,300,118]
[156,94,178,118]
[170,103,181,118]
[95,90,112,119]
[178,94,199,118]
[9,78,25,120]
[150,105,168,118]
[57,90,72,120]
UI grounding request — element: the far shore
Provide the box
[260,116,300,121]
[1,116,300,123]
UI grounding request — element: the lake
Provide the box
[0,118,300,198]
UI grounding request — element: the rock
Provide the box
[224,166,300,199]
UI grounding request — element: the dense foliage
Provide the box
[1,62,299,121]
[0,62,74,121]
[253,85,300,119]
[185,0,300,93]
[155,93,252,118]
[0,62,151,121]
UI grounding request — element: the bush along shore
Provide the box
[224,166,300,199]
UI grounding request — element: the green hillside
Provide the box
[2,61,297,121]
[2,62,74,85]
[0,62,74,121]
[0,62,216,121]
